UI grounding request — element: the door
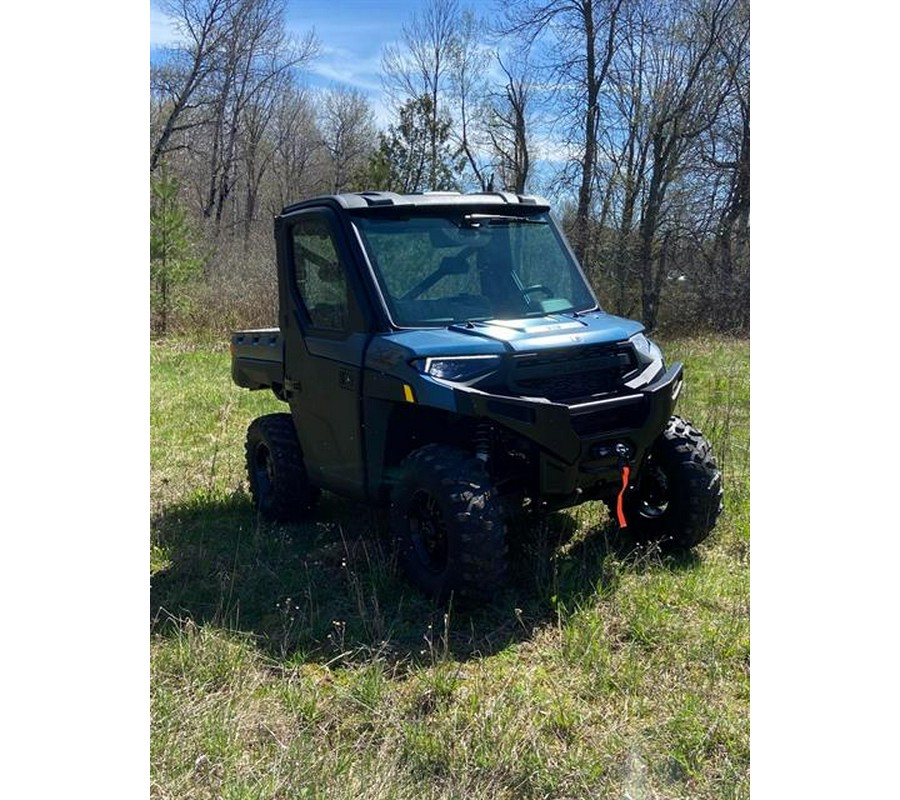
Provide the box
[281,208,368,498]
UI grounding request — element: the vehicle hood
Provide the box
[377,312,645,359]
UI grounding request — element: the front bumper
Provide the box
[454,362,684,499]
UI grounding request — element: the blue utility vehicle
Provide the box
[232,191,722,603]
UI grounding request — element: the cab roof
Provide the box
[281,190,551,216]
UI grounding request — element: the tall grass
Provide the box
[151,335,749,799]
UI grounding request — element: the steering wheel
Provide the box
[523,284,554,298]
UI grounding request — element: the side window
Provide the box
[291,215,348,330]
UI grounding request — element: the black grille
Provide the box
[511,343,635,402]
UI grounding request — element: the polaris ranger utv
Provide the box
[231,191,722,604]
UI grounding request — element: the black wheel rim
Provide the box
[637,462,670,519]
[253,442,275,501]
[408,489,449,574]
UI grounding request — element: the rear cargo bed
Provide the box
[231,328,284,391]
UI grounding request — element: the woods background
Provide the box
[150,0,749,337]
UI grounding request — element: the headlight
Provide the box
[629,333,662,364]
[624,333,665,389]
[416,355,502,383]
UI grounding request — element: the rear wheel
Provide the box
[621,416,723,550]
[390,444,507,605]
[246,413,319,522]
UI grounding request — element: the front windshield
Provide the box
[352,211,597,327]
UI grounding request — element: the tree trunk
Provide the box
[572,0,623,266]
[639,137,666,330]
[572,0,598,266]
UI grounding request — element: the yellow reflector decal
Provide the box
[403,384,415,403]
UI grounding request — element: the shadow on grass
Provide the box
[151,489,698,667]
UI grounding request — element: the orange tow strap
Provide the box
[616,465,630,528]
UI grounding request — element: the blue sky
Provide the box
[150,0,436,128]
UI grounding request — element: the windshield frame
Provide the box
[349,209,600,330]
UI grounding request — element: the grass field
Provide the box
[150,335,749,799]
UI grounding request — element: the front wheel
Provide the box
[390,444,508,605]
[621,416,723,550]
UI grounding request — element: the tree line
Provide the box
[150,0,749,335]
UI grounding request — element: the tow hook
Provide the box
[615,442,631,528]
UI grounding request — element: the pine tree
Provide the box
[150,173,200,335]
[366,95,462,193]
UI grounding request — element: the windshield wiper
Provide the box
[565,306,599,318]
[459,214,548,228]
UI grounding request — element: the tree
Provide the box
[568,0,747,330]
[200,0,317,227]
[487,52,533,194]
[366,95,461,193]
[708,0,749,331]
[500,0,625,264]
[382,0,461,189]
[238,70,292,246]
[631,0,737,330]
[150,0,235,172]
[268,85,323,212]
[150,173,201,335]
[151,0,318,234]
[447,9,492,190]
[599,0,654,316]
[319,87,377,193]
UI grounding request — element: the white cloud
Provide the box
[309,46,384,94]
[149,4,182,49]
[305,44,395,130]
